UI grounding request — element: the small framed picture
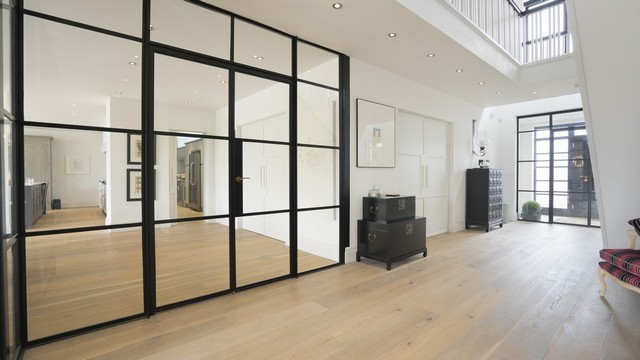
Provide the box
[127,134,142,164]
[127,169,142,201]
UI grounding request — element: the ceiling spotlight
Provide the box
[129,62,137,66]
[332,3,342,9]
[478,81,485,85]
[388,33,397,38]
[253,55,264,60]
[427,53,435,58]
[220,80,227,84]
[496,91,502,95]
[456,69,463,73]
[532,91,538,94]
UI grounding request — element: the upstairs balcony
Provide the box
[445,0,573,64]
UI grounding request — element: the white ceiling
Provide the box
[204,0,580,107]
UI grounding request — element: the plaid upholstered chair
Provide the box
[598,219,640,297]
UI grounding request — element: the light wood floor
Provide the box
[23,221,640,359]
[25,208,336,340]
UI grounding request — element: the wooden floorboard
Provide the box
[23,221,640,360]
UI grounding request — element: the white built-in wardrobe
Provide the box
[396,111,450,237]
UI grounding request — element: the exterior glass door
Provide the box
[517,110,598,227]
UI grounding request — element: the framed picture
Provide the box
[356,98,396,167]
[127,133,142,164]
[127,169,142,201]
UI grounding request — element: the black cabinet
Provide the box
[357,196,427,270]
[466,168,503,232]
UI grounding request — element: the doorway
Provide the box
[517,109,599,227]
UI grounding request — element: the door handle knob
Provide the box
[235,176,250,183]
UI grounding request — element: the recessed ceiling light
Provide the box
[496,91,502,94]
[332,3,342,9]
[134,55,139,59]
[129,62,137,66]
[532,91,538,94]
[478,81,485,85]
[456,69,463,73]
[188,101,194,105]
[253,55,264,60]
[388,33,397,38]
[427,53,435,58]
[220,80,227,84]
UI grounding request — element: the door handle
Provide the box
[235,176,251,183]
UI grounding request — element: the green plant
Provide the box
[522,200,541,212]
[521,200,542,221]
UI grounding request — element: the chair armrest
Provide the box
[627,230,637,249]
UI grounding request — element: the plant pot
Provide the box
[521,210,541,221]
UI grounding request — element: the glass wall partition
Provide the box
[2,0,19,358]
[517,109,598,227]
[16,0,348,346]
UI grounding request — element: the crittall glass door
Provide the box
[517,109,599,227]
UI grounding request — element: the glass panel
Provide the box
[3,0,12,113]
[535,167,549,181]
[536,181,549,191]
[154,136,229,221]
[536,140,549,154]
[518,162,535,191]
[554,193,588,226]
[518,132,535,161]
[24,17,142,128]
[297,42,339,88]
[235,73,289,143]
[26,227,143,340]
[236,214,289,287]
[554,139,569,153]
[234,19,292,76]
[536,193,549,209]
[554,181,568,192]
[24,0,142,37]
[298,209,339,273]
[2,119,14,235]
[154,54,229,136]
[151,0,230,60]
[242,143,289,213]
[155,220,229,306]
[536,130,550,139]
[591,193,600,226]
[574,129,587,136]
[518,115,549,132]
[298,83,339,147]
[552,110,584,127]
[554,130,569,138]
[24,128,138,231]
[553,167,568,181]
[298,147,338,208]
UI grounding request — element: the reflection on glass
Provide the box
[242,143,289,213]
[24,17,142,128]
[24,127,139,231]
[154,135,229,221]
[297,42,339,88]
[151,0,230,60]
[26,228,143,340]
[155,220,230,306]
[236,214,289,287]
[298,209,339,273]
[298,83,339,147]
[298,147,338,208]
[552,111,584,126]
[234,19,291,75]
[518,115,549,132]
[235,73,289,142]
[2,119,14,235]
[154,55,229,136]
[24,0,142,37]
[3,1,13,113]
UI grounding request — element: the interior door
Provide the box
[397,112,450,237]
[234,73,290,287]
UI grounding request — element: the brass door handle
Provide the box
[235,176,250,183]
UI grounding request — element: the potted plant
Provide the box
[521,200,542,221]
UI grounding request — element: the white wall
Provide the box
[348,58,484,261]
[479,94,583,222]
[567,0,640,248]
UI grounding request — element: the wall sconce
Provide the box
[472,119,488,157]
